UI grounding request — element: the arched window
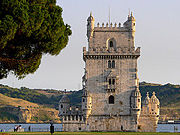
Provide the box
[112,60,115,68]
[109,95,114,104]
[112,79,115,85]
[109,79,111,85]
[110,41,113,47]
[61,104,63,108]
[108,60,111,68]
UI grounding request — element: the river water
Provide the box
[0,123,179,132]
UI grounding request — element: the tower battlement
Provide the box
[83,46,140,56]
[94,22,131,32]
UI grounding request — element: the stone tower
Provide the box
[58,13,160,132]
[82,12,141,131]
[58,94,70,116]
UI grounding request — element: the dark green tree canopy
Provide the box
[0,0,71,79]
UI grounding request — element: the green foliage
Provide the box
[0,86,51,105]
[0,0,71,79]
[0,82,180,110]
[0,107,19,121]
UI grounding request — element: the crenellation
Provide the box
[97,23,100,27]
[59,13,159,132]
[84,46,140,56]
[102,23,104,27]
[114,23,117,28]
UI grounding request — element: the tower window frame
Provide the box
[109,95,115,104]
[109,41,113,47]
[112,60,115,68]
[107,38,116,50]
[108,60,111,68]
[112,79,115,85]
[109,79,111,85]
[107,60,115,69]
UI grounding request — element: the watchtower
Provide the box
[83,12,141,131]
[59,13,160,132]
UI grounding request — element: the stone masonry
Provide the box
[59,13,160,132]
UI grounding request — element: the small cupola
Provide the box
[59,94,70,104]
[150,92,159,105]
[143,92,150,105]
[87,12,95,22]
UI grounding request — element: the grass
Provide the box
[7,132,180,135]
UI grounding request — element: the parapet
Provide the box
[94,22,130,32]
[61,115,86,124]
[83,46,140,56]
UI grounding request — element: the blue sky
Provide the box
[0,0,180,90]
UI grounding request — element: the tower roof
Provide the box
[143,92,150,105]
[59,94,70,103]
[128,12,136,21]
[150,92,160,104]
[87,12,95,22]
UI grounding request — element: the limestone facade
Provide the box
[59,13,160,132]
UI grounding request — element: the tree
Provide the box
[0,0,71,79]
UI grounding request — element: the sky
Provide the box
[0,0,180,90]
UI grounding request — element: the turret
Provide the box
[59,93,70,116]
[142,92,151,114]
[123,12,136,39]
[131,87,141,122]
[82,89,92,119]
[87,12,95,42]
[150,92,160,116]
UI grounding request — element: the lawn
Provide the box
[7,132,180,135]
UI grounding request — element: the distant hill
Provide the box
[0,92,60,123]
[139,82,180,108]
[0,82,179,121]
[0,84,82,109]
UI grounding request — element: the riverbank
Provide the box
[8,132,180,135]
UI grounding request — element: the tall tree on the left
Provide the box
[0,0,71,79]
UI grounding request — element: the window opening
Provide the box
[76,115,78,121]
[64,116,67,121]
[112,79,115,85]
[68,115,70,121]
[61,104,63,108]
[110,41,113,47]
[109,95,114,104]
[109,79,111,85]
[112,60,115,68]
[108,60,111,68]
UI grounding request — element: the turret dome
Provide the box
[87,12,94,22]
[59,94,70,103]
[143,92,150,105]
[150,92,160,104]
